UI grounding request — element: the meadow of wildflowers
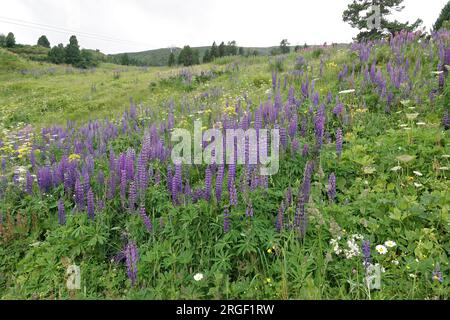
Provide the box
[0,30,448,300]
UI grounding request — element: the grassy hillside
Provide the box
[109,46,283,66]
[7,45,50,62]
[0,48,53,73]
[0,32,449,300]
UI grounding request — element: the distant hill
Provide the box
[108,46,284,66]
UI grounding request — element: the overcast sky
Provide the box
[0,0,447,54]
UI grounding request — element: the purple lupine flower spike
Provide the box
[362,241,371,269]
[276,204,284,232]
[120,169,127,207]
[58,199,66,225]
[302,144,309,157]
[229,179,238,207]
[129,181,137,212]
[336,128,343,158]
[87,188,95,220]
[328,173,336,203]
[204,166,212,201]
[75,178,85,211]
[215,165,224,203]
[140,206,153,233]
[124,241,139,286]
[26,171,34,195]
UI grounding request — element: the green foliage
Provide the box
[0,48,31,72]
[5,32,15,48]
[280,39,290,54]
[343,0,423,41]
[218,42,226,58]
[37,35,50,48]
[46,37,100,68]
[225,41,238,56]
[177,46,200,66]
[270,57,285,72]
[65,35,81,65]
[48,44,66,64]
[434,1,450,31]
[168,52,176,67]
[8,45,50,62]
[120,53,131,66]
[312,48,324,59]
[78,49,100,69]
[202,49,211,63]
[210,42,218,59]
[0,34,5,47]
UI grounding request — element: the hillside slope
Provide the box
[109,46,282,66]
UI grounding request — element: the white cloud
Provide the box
[0,0,446,54]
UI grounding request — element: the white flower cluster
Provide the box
[330,234,364,259]
[375,241,397,255]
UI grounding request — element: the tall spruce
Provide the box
[210,42,218,58]
[434,1,450,31]
[343,0,422,41]
[65,35,81,65]
[218,41,226,57]
[168,51,176,66]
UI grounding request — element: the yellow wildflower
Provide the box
[69,154,81,162]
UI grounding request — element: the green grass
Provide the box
[109,46,292,66]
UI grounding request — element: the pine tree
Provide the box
[203,49,211,63]
[226,41,237,56]
[37,35,50,48]
[218,42,226,57]
[193,49,200,65]
[178,46,198,66]
[210,42,218,58]
[168,51,176,66]
[280,39,290,54]
[65,35,81,65]
[5,32,15,48]
[343,0,422,41]
[434,1,450,31]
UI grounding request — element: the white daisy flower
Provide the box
[194,273,204,282]
[413,171,423,177]
[384,241,397,248]
[376,245,388,255]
